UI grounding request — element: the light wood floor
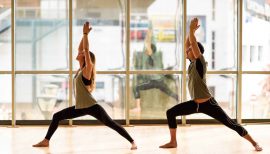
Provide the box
[0,124,269,154]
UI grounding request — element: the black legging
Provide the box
[166,97,248,137]
[133,79,179,101]
[45,104,134,143]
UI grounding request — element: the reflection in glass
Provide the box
[15,0,68,70]
[130,74,181,119]
[131,0,182,71]
[242,75,270,119]
[187,75,236,119]
[16,75,69,120]
[72,0,126,71]
[73,74,126,120]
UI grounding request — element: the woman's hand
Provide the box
[189,18,200,33]
[83,22,92,35]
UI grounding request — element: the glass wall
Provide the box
[187,0,237,71]
[12,0,69,121]
[242,75,270,119]
[130,0,182,119]
[16,74,68,120]
[186,0,237,119]
[0,1,11,120]
[0,0,269,123]
[0,1,11,70]
[72,0,126,71]
[130,0,182,71]
[242,0,270,119]
[15,0,68,70]
[130,74,181,119]
[0,75,12,120]
[243,0,270,71]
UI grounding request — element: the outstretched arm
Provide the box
[189,18,201,59]
[78,38,83,53]
[185,35,190,52]
[82,22,93,80]
[144,29,153,56]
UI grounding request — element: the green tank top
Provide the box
[187,55,211,99]
[74,70,97,109]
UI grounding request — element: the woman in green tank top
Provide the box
[33,22,137,150]
[160,18,262,151]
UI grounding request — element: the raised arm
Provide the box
[82,22,93,80]
[189,18,201,59]
[185,35,190,52]
[78,38,83,53]
[144,29,153,56]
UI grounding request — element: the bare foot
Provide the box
[159,141,177,148]
[254,144,263,151]
[131,141,137,150]
[33,139,49,147]
[130,107,141,113]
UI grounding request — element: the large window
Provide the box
[16,0,68,70]
[14,0,69,120]
[0,3,11,70]
[0,1,11,120]
[0,75,12,120]
[186,0,237,119]
[130,0,182,119]
[16,74,68,120]
[243,0,270,71]
[242,0,270,119]
[242,75,270,119]
[187,0,237,71]
[1,0,270,124]
[130,74,181,119]
[72,0,126,120]
[130,0,182,71]
[72,0,126,71]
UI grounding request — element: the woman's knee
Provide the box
[52,112,62,121]
[239,127,248,137]
[166,108,175,118]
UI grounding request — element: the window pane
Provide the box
[131,0,182,70]
[187,74,236,119]
[73,74,126,120]
[243,0,270,71]
[187,0,237,70]
[0,1,11,70]
[16,74,69,120]
[130,74,181,119]
[242,75,270,119]
[72,0,126,71]
[0,75,11,120]
[15,0,69,70]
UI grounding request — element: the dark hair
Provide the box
[197,42,204,54]
[89,51,96,64]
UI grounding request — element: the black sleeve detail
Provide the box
[196,58,204,79]
[82,75,92,85]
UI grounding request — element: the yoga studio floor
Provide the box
[0,124,269,154]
